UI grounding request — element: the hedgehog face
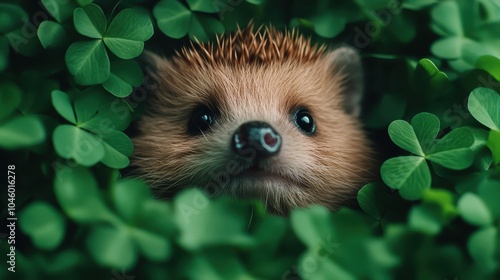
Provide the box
[132,27,376,214]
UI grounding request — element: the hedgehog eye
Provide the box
[188,106,214,135]
[293,108,316,135]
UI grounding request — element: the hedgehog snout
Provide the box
[231,121,281,163]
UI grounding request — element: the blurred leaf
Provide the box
[87,226,137,269]
[154,0,192,39]
[408,205,442,235]
[73,4,107,39]
[112,179,151,222]
[468,87,500,130]
[402,0,438,10]
[103,8,154,59]
[187,0,221,13]
[487,129,500,165]
[298,252,355,280]
[0,81,22,121]
[431,1,463,36]
[422,189,458,220]
[381,156,431,200]
[458,193,493,227]
[0,4,28,33]
[188,14,224,42]
[54,166,115,223]
[37,21,67,49]
[53,125,105,166]
[0,115,45,149]
[291,205,335,248]
[131,228,171,262]
[310,11,347,38]
[19,202,66,251]
[65,40,110,85]
[357,183,393,221]
[186,250,253,280]
[0,37,8,71]
[174,189,254,250]
[467,226,498,271]
[42,0,78,23]
[478,179,500,218]
[476,55,500,81]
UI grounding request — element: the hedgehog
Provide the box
[131,25,376,215]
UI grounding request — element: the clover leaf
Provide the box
[103,8,153,59]
[65,40,110,85]
[154,0,224,41]
[102,59,144,97]
[458,193,493,227]
[430,0,500,71]
[0,81,22,122]
[0,115,46,150]
[382,112,475,200]
[467,226,498,271]
[54,166,115,223]
[42,0,78,23]
[51,90,133,168]
[381,156,431,200]
[65,4,152,86]
[468,87,500,164]
[468,87,500,131]
[19,201,66,251]
[37,21,67,49]
[53,124,106,166]
[86,225,137,269]
[174,189,254,250]
[74,3,107,39]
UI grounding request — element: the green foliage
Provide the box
[1,0,499,279]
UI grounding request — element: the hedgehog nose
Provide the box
[232,121,281,161]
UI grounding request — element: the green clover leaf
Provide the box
[430,1,500,71]
[381,156,431,200]
[0,81,22,122]
[41,0,78,23]
[467,226,498,271]
[0,4,28,34]
[382,112,475,200]
[37,21,67,49]
[51,90,133,168]
[102,59,144,97]
[186,0,221,13]
[458,193,493,227]
[154,0,224,41]
[468,87,500,131]
[154,0,192,39]
[52,90,77,124]
[19,202,66,251]
[65,40,110,85]
[74,4,107,39]
[100,130,134,169]
[174,189,254,250]
[86,226,137,269]
[53,124,105,166]
[103,8,154,59]
[0,115,46,150]
[66,4,152,85]
[54,166,114,223]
